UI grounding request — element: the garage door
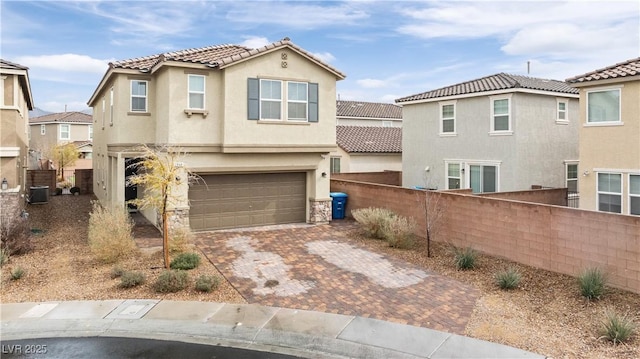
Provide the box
[189,172,307,231]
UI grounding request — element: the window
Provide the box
[40,124,45,135]
[446,162,461,189]
[287,82,308,121]
[597,173,621,213]
[630,174,640,215]
[440,101,456,135]
[248,78,318,122]
[587,88,620,123]
[102,97,105,129]
[557,99,568,122]
[109,87,114,126]
[188,75,205,109]
[491,96,511,133]
[469,164,497,193]
[89,125,93,140]
[60,124,70,140]
[131,80,148,112]
[330,157,341,174]
[382,121,393,127]
[566,163,578,192]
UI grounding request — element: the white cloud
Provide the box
[357,78,388,89]
[225,2,369,28]
[311,52,336,63]
[240,36,271,49]
[14,54,110,74]
[38,100,89,113]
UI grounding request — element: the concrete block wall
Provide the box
[331,171,402,186]
[331,179,640,294]
[479,188,567,206]
[74,169,93,195]
[25,170,56,196]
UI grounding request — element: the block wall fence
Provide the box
[330,179,640,294]
[331,171,402,186]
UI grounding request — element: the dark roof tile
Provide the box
[566,57,640,83]
[336,125,402,153]
[337,100,402,119]
[30,111,92,124]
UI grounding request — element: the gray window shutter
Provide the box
[308,82,318,122]
[248,78,259,120]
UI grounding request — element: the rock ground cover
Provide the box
[1,194,638,359]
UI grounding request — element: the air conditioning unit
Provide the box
[30,186,49,204]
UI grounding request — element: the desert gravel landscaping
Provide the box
[2,194,639,359]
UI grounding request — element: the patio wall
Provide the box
[330,179,640,294]
[331,171,402,186]
[478,188,567,206]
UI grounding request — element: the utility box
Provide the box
[30,186,49,204]
[330,192,348,219]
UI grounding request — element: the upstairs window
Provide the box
[491,97,511,132]
[131,80,148,112]
[587,88,620,124]
[248,78,318,122]
[60,124,70,140]
[557,99,568,122]
[440,101,456,135]
[188,74,205,109]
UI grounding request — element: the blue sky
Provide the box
[2,0,639,113]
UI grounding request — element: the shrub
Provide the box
[494,267,522,290]
[600,308,636,344]
[70,187,80,195]
[154,270,188,293]
[382,215,417,249]
[170,252,201,270]
[0,248,8,267]
[578,267,607,300]
[454,247,477,270]
[11,266,25,280]
[169,227,193,254]
[88,201,138,263]
[110,266,125,279]
[0,208,33,256]
[119,271,145,288]
[352,207,396,239]
[195,275,220,292]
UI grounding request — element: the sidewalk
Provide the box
[1,300,544,358]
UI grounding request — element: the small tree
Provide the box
[416,174,448,257]
[126,145,198,269]
[51,143,79,181]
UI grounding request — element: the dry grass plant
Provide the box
[382,215,417,249]
[351,207,395,239]
[88,201,138,263]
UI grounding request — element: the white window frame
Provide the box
[445,161,461,189]
[40,124,45,135]
[259,79,283,120]
[629,174,640,216]
[489,94,513,135]
[109,87,114,126]
[286,81,308,122]
[258,79,310,122]
[556,98,568,124]
[596,172,622,214]
[188,74,205,110]
[586,87,622,126]
[464,160,501,193]
[565,161,578,193]
[59,124,70,140]
[88,125,93,140]
[102,97,106,129]
[439,100,457,136]
[130,80,148,112]
[330,157,341,174]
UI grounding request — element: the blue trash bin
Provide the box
[330,192,348,219]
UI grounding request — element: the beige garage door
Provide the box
[189,172,307,231]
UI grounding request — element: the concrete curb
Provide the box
[1,300,545,358]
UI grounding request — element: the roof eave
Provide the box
[397,88,578,105]
[567,75,640,88]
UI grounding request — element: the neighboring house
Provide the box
[396,73,579,192]
[331,125,402,173]
[87,38,345,231]
[336,100,402,127]
[566,57,640,216]
[29,111,93,179]
[0,59,34,201]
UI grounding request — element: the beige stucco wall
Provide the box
[329,146,401,173]
[578,80,640,214]
[1,74,30,192]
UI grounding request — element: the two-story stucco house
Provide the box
[87,38,345,231]
[396,73,580,193]
[566,57,640,216]
[336,100,402,127]
[0,59,34,207]
[29,111,93,178]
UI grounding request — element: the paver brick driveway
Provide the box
[196,221,480,334]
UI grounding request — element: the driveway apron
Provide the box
[196,221,480,335]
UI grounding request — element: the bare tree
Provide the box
[416,173,448,257]
[126,145,200,269]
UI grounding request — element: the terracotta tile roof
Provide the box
[110,37,345,79]
[30,111,92,124]
[72,140,93,149]
[396,73,578,103]
[1,59,29,71]
[566,57,640,84]
[336,125,402,153]
[337,100,402,119]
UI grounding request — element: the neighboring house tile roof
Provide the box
[1,59,29,70]
[337,100,402,119]
[336,125,402,153]
[30,112,92,124]
[73,140,93,149]
[396,73,578,103]
[110,37,346,79]
[566,57,640,84]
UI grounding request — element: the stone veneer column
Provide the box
[309,199,332,224]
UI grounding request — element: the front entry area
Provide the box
[189,172,307,231]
